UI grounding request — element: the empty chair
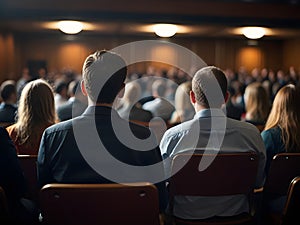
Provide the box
[262,153,300,225]
[39,182,160,225]
[263,153,300,195]
[168,153,259,225]
[18,155,38,202]
[281,176,300,225]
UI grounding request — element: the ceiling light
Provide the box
[153,24,178,37]
[242,27,266,39]
[58,20,83,34]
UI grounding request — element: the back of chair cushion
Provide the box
[169,152,259,196]
[40,182,160,225]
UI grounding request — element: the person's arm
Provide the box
[37,131,53,188]
[261,129,279,176]
[0,127,27,201]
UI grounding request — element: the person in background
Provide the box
[243,82,270,132]
[261,84,300,216]
[54,81,68,109]
[223,86,243,121]
[160,66,266,220]
[169,81,194,126]
[117,81,153,123]
[57,79,87,121]
[0,80,17,127]
[16,67,33,100]
[6,79,57,155]
[142,79,175,121]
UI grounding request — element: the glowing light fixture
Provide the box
[242,27,265,39]
[58,20,83,34]
[153,24,178,37]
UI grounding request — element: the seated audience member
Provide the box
[169,81,194,126]
[261,84,300,214]
[223,86,243,120]
[6,79,57,155]
[229,80,245,111]
[160,66,266,220]
[57,79,87,121]
[243,82,270,132]
[16,67,33,100]
[117,81,153,123]
[37,50,167,212]
[142,79,175,121]
[0,80,17,127]
[0,127,37,224]
[54,81,68,109]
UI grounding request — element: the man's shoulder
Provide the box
[163,119,195,138]
[44,119,74,135]
[227,117,261,133]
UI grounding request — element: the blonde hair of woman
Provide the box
[169,81,194,125]
[264,84,300,151]
[7,79,57,154]
[244,82,270,124]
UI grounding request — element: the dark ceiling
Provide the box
[1,0,300,38]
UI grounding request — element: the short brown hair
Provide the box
[82,50,127,104]
[192,66,227,108]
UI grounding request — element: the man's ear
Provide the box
[224,91,229,104]
[117,83,125,98]
[81,80,88,96]
[190,90,196,104]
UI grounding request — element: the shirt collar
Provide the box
[82,105,119,117]
[194,108,226,119]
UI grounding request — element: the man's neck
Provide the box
[194,103,207,113]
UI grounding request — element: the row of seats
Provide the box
[1,152,299,225]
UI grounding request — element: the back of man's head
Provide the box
[0,80,16,102]
[192,66,227,108]
[82,50,127,104]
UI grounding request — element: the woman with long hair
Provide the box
[243,82,270,132]
[262,84,300,172]
[261,84,300,219]
[6,79,57,155]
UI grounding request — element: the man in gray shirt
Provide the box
[160,66,266,220]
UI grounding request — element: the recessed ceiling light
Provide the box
[153,24,178,38]
[242,27,266,39]
[58,20,83,34]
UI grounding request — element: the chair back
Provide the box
[168,152,259,225]
[281,176,300,225]
[169,152,259,197]
[264,153,300,195]
[40,182,160,225]
[18,155,38,201]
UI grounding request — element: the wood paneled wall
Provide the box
[0,32,297,84]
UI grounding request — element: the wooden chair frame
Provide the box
[39,182,160,225]
[280,176,300,225]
